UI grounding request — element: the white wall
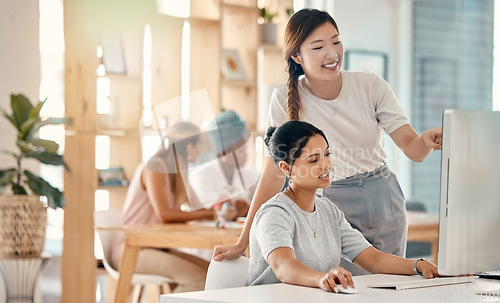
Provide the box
[333,0,413,196]
[0,1,40,173]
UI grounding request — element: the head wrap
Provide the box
[208,110,248,155]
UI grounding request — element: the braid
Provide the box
[286,58,303,121]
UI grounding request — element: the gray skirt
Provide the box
[322,164,407,275]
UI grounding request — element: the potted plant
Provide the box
[0,94,71,257]
[259,7,294,45]
[260,7,278,45]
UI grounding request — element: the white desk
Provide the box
[160,274,500,303]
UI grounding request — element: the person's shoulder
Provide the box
[274,82,288,93]
[271,83,288,103]
[343,70,383,82]
[316,196,342,217]
[257,193,293,215]
[262,192,289,208]
[255,193,295,226]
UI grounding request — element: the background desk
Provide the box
[407,211,439,262]
[160,274,500,303]
[97,222,242,303]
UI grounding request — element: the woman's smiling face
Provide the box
[287,134,333,191]
[292,22,344,82]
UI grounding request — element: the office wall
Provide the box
[334,0,398,86]
[0,0,40,299]
[333,0,412,195]
[410,0,494,213]
[0,0,40,172]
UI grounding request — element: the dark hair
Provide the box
[284,9,339,121]
[265,121,329,170]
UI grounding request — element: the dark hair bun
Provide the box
[264,126,277,148]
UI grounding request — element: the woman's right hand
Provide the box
[212,242,247,261]
[318,267,354,292]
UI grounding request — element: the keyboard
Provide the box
[367,275,478,290]
[478,270,500,280]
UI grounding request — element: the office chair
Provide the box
[204,256,250,290]
[94,209,174,303]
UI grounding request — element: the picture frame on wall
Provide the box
[344,50,388,81]
[221,49,246,81]
[101,29,127,74]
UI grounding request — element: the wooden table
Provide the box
[406,211,440,263]
[97,222,243,303]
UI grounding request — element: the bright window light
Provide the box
[142,24,153,127]
[142,135,162,163]
[181,21,190,120]
[95,135,110,169]
[95,189,110,211]
[157,0,190,18]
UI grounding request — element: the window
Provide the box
[411,0,495,212]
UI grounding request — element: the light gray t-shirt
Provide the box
[266,71,409,180]
[247,193,372,286]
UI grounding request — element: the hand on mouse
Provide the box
[318,267,354,293]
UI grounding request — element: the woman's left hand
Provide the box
[422,127,443,151]
[418,259,440,279]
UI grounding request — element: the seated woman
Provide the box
[247,120,439,292]
[111,121,214,293]
[189,110,258,217]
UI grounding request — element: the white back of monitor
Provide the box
[438,109,500,275]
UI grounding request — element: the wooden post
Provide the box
[63,0,98,301]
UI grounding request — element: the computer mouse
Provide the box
[336,285,359,294]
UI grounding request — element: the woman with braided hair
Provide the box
[213,8,442,275]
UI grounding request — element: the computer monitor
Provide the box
[438,109,500,275]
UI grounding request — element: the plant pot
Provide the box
[261,23,277,45]
[0,195,47,257]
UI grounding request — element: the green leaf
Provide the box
[17,140,40,153]
[28,99,45,121]
[37,117,73,128]
[11,94,34,128]
[31,138,60,154]
[12,183,28,195]
[24,170,65,209]
[25,117,73,141]
[23,150,71,172]
[19,117,41,140]
[260,8,276,22]
[0,169,17,187]
[17,139,60,155]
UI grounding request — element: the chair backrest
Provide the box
[94,209,122,271]
[406,200,427,212]
[204,257,250,290]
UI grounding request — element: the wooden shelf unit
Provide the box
[62,0,292,302]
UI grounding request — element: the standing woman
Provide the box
[214,8,442,274]
[111,122,214,293]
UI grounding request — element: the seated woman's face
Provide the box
[187,141,202,163]
[223,136,248,166]
[290,134,332,190]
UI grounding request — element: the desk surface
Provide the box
[104,215,439,303]
[160,274,500,303]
